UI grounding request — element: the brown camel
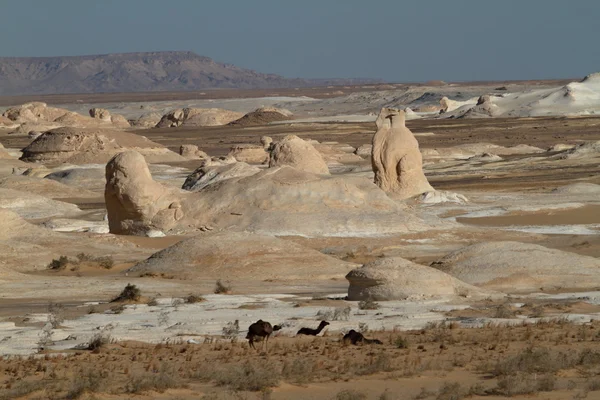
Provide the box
[342,329,383,345]
[246,319,281,351]
[296,320,330,336]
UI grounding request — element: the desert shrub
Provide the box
[436,382,465,400]
[357,352,393,375]
[495,373,555,396]
[111,283,141,302]
[185,294,205,303]
[214,279,232,294]
[87,332,112,351]
[490,347,565,376]
[66,367,108,398]
[47,255,69,270]
[0,380,47,400]
[282,358,316,385]
[493,304,516,318]
[358,298,379,310]
[213,361,280,391]
[125,365,181,393]
[222,320,240,339]
[395,336,409,349]
[47,302,65,329]
[158,311,170,326]
[147,297,159,306]
[587,379,600,391]
[171,298,184,308]
[335,390,367,400]
[76,253,114,269]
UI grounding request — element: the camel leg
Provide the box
[249,337,255,350]
[265,334,269,352]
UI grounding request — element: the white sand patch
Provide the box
[0,294,468,356]
[499,224,600,235]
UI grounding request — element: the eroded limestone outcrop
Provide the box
[371,108,433,198]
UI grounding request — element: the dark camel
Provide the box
[246,319,281,351]
[342,329,383,345]
[296,320,330,336]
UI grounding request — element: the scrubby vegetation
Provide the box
[111,283,141,302]
[3,319,600,399]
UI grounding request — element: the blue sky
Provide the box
[1,0,598,82]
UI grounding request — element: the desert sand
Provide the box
[0,75,600,399]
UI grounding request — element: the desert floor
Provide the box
[1,84,600,399]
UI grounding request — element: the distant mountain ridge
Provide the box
[0,51,382,96]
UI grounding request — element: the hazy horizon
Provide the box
[1,0,599,82]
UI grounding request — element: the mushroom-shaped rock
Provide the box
[346,257,493,301]
[371,108,433,198]
[105,151,186,235]
[432,241,600,293]
[228,144,269,164]
[269,135,329,174]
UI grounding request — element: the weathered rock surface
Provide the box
[127,232,357,280]
[552,182,600,194]
[45,167,106,191]
[105,151,186,235]
[20,127,185,164]
[89,108,130,128]
[179,145,209,160]
[371,108,433,198]
[228,144,269,164]
[156,108,243,127]
[346,257,494,301]
[228,107,293,126]
[108,151,428,236]
[269,135,330,174]
[0,175,98,199]
[432,241,600,293]
[355,144,373,158]
[0,188,81,219]
[182,162,260,192]
[132,112,162,128]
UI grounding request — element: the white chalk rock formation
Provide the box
[371,108,433,198]
[439,97,478,113]
[467,152,503,162]
[89,108,130,128]
[313,142,362,164]
[105,151,187,235]
[182,161,260,192]
[346,257,494,301]
[552,182,600,194]
[419,191,468,204]
[269,135,330,174]
[2,102,68,123]
[179,144,210,160]
[228,107,292,126]
[127,232,357,280]
[432,241,600,293]
[106,151,428,236]
[355,144,373,158]
[132,112,162,128]
[0,188,81,219]
[20,127,185,164]
[156,108,244,127]
[228,144,269,164]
